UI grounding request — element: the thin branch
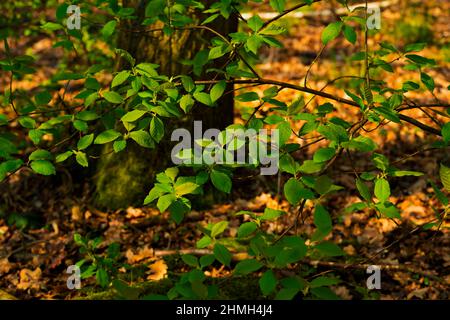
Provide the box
[258,0,322,32]
[194,78,443,136]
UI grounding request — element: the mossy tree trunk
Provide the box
[94,1,237,209]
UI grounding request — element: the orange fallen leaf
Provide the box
[0,258,12,274]
[17,268,42,290]
[126,246,154,264]
[147,259,167,281]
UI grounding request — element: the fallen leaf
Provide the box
[147,259,167,281]
[126,207,144,219]
[17,268,42,290]
[126,246,154,264]
[71,206,83,221]
[0,258,12,274]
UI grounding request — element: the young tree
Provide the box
[94,0,237,208]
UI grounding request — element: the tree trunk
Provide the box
[94,1,236,209]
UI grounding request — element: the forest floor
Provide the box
[0,0,449,299]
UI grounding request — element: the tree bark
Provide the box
[94,1,236,209]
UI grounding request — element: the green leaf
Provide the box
[313,205,332,240]
[112,279,140,300]
[169,200,189,224]
[199,255,215,268]
[287,96,305,115]
[165,167,179,181]
[261,208,285,220]
[404,42,426,52]
[235,92,259,102]
[197,236,212,249]
[344,90,365,109]
[402,81,420,91]
[193,92,212,106]
[313,147,335,163]
[234,259,263,275]
[208,45,226,60]
[375,201,401,219]
[246,34,262,55]
[259,270,277,296]
[277,121,291,146]
[157,194,176,212]
[96,268,109,288]
[101,20,117,38]
[310,276,340,288]
[405,54,435,66]
[315,242,344,257]
[278,154,297,174]
[311,287,340,300]
[103,91,124,104]
[174,182,198,197]
[284,178,314,205]
[129,130,155,148]
[76,111,100,121]
[211,221,228,238]
[420,72,435,91]
[269,0,286,13]
[30,160,56,175]
[85,92,99,106]
[442,122,450,143]
[181,76,195,92]
[75,152,89,167]
[372,153,389,171]
[374,178,390,202]
[77,134,94,150]
[181,254,199,268]
[35,91,52,105]
[213,243,231,266]
[73,120,88,132]
[0,159,23,181]
[343,24,357,44]
[237,222,258,238]
[390,170,423,177]
[41,22,63,31]
[298,160,323,174]
[0,114,8,126]
[274,237,307,266]
[275,288,299,300]
[113,140,127,153]
[440,163,450,192]
[29,149,52,161]
[373,107,401,123]
[18,117,36,129]
[210,170,232,193]
[430,180,448,206]
[121,110,147,122]
[55,151,73,163]
[180,94,195,113]
[321,21,343,45]
[111,70,130,88]
[248,15,264,32]
[85,78,101,90]
[210,80,226,103]
[202,13,219,25]
[314,175,333,195]
[343,136,377,152]
[150,117,164,143]
[356,178,371,202]
[94,130,121,144]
